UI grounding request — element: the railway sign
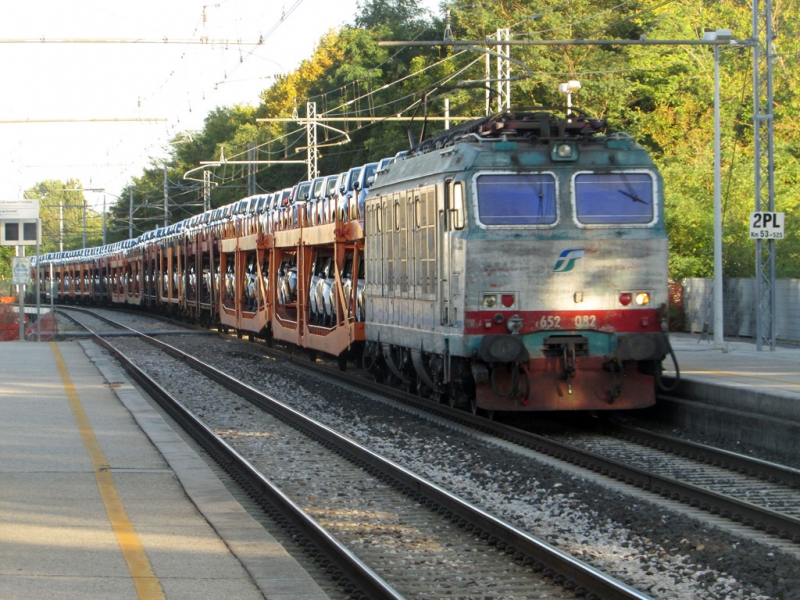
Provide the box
[1,200,41,246]
[0,199,39,219]
[11,257,31,286]
[1,219,41,246]
[750,211,785,240]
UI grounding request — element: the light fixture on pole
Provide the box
[702,28,734,350]
[558,80,581,118]
[83,188,121,246]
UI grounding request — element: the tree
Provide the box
[23,180,103,252]
[355,0,435,37]
[32,0,800,281]
[0,246,13,285]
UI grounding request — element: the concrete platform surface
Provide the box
[0,340,329,600]
[666,332,800,400]
[2,332,798,599]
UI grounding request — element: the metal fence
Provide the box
[0,303,58,341]
[681,278,800,342]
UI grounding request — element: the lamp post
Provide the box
[702,29,734,350]
[83,188,122,245]
[54,188,93,251]
[558,80,581,118]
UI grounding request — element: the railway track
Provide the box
[265,326,800,549]
[554,422,800,535]
[57,306,800,598]
[59,306,649,600]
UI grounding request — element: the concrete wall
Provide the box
[683,277,800,342]
[653,376,800,465]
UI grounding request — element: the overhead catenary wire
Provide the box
[158,2,694,200]
[213,50,485,171]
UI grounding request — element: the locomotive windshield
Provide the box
[475,173,557,226]
[574,172,655,225]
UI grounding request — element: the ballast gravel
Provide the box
[106,326,799,600]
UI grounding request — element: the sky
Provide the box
[0,0,443,212]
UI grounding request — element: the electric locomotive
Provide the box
[361,111,671,412]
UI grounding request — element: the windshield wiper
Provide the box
[618,189,647,204]
[510,156,545,201]
[618,174,648,204]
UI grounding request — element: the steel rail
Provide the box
[74,307,655,600]
[82,327,405,600]
[61,306,800,545]
[286,353,800,544]
[606,421,800,490]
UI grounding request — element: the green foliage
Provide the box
[0,246,13,283]
[23,0,800,280]
[22,180,103,252]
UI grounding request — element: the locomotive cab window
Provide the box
[451,182,465,230]
[474,172,557,227]
[573,171,656,226]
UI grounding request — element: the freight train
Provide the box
[33,110,675,413]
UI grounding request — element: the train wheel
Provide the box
[415,378,432,399]
[447,389,468,409]
[470,397,494,420]
[337,354,348,372]
[307,349,318,362]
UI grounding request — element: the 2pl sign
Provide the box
[750,211,785,240]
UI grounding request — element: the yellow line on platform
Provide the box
[677,368,800,386]
[51,342,165,600]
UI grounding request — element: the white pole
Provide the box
[17,245,25,342]
[50,263,54,315]
[59,200,64,252]
[36,224,41,342]
[164,164,169,227]
[129,189,134,239]
[713,36,724,349]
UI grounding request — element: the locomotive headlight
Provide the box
[507,314,524,334]
[635,292,651,306]
[483,294,497,308]
[552,142,577,161]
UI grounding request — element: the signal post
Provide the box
[1,200,42,341]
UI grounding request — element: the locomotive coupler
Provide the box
[543,335,587,395]
[562,344,577,394]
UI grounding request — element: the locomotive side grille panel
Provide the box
[411,187,437,301]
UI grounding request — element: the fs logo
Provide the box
[552,248,587,272]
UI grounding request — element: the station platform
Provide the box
[666,332,800,400]
[0,340,329,600]
[1,333,798,599]
[658,332,800,463]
